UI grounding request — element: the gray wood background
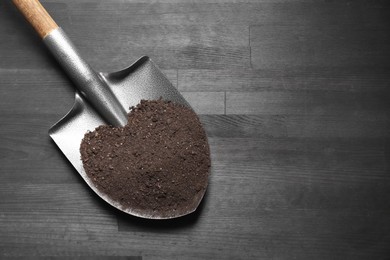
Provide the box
[1,0,390,259]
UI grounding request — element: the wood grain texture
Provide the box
[182,92,225,115]
[250,24,390,69]
[178,67,390,92]
[1,0,390,259]
[226,90,390,116]
[12,0,59,38]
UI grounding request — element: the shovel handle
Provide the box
[12,0,58,39]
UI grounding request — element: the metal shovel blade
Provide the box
[49,55,207,219]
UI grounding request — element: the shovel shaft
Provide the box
[44,28,129,127]
[12,0,58,39]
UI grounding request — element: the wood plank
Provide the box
[182,92,225,115]
[178,67,390,92]
[199,115,288,138]
[69,24,248,48]
[208,137,386,173]
[226,90,390,116]
[199,114,389,138]
[250,23,390,69]
[285,114,390,138]
[208,158,389,189]
[226,90,307,115]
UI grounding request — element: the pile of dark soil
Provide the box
[80,99,210,217]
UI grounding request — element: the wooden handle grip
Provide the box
[13,0,58,39]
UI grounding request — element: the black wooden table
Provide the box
[1,0,389,259]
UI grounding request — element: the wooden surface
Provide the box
[1,0,390,259]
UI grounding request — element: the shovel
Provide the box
[13,0,206,219]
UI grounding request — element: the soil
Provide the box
[80,99,211,217]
